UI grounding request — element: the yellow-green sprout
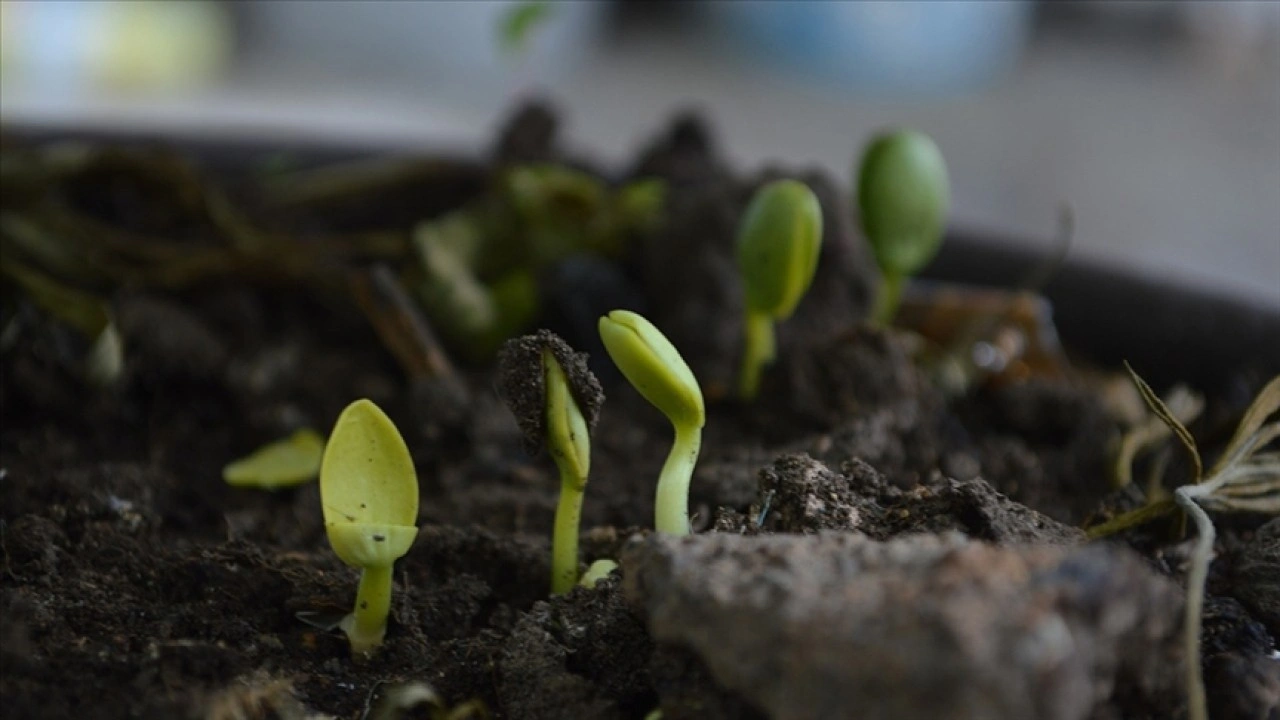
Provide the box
[222,429,324,489]
[578,558,618,588]
[735,179,823,400]
[496,331,603,595]
[856,130,950,327]
[598,310,705,534]
[319,399,420,659]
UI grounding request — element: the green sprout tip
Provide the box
[856,129,950,327]
[497,331,603,594]
[598,310,705,534]
[735,179,823,400]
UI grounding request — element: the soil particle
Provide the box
[623,532,1184,720]
[116,293,229,381]
[494,101,560,167]
[1228,518,1280,636]
[719,453,1083,544]
[627,111,724,187]
[498,580,654,720]
[761,327,938,440]
[1204,651,1280,720]
[632,177,742,398]
[647,646,767,720]
[1198,596,1280,720]
[956,378,1119,524]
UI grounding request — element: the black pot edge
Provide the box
[5,124,1277,393]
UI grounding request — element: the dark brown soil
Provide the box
[2,104,1276,720]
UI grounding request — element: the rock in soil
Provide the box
[1229,518,1280,637]
[623,532,1184,720]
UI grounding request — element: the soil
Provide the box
[2,103,1278,720]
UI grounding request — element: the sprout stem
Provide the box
[344,564,393,658]
[738,310,776,401]
[551,469,585,594]
[1175,485,1213,720]
[871,271,905,328]
[656,424,703,534]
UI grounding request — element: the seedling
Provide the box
[856,130,950,327]
[319,399,420,659]
[735,179,823,400]
[496,331,603,594]
[223,428,324,489]
[1088,368,1279,720]
[598,310,705,534]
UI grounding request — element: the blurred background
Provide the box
[2,0,1277,305]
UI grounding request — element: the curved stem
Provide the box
[343,564,393,658]
[655,424,702,535]
[551,469,585,594]
[871,271,905,328]
[1174,486,1212,720]
[738,311,776,401]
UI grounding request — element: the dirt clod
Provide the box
[623,532,1184,720]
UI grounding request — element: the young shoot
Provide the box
[735,179,823,400]
[598,310,705,534]
[319,399,420,659]
[856,130,950,327]
[496,331,604,595]
[1088,368,1280,720]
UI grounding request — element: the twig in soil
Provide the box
[350,264,457,383]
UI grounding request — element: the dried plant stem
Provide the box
[1173,485,1212,720]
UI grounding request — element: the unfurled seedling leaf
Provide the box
[735,179,823,400]
[496,331,603,594]
[223,429,324,489]
[320,399,420,659]
[599,310,704,534]
[857,130,950,327]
